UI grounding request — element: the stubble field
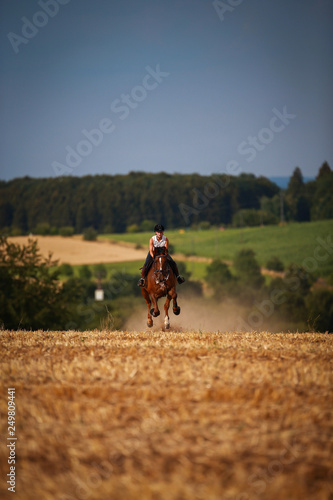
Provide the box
[0,330,332,500]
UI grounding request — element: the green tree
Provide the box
[93,263,107,280]
[205,259,235,298]
[316,161,331,179]
[285,167,311,221]
[234,249,265,289]
[0,236,80,330]
[310,162,333,220]
[78,265,92,280]
[59,263,74,277]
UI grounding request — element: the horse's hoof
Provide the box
[173,307,180,316]
[147,321,153,328]
[150,309,160,318]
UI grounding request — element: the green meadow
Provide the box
[99,220,333,279]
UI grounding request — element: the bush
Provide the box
[11,227,23,236]
[198,221,211,230]
[59,226,74,237]
[34,222,51,235]
[140,219,155,232]
[59,263,73,277]
[233,209,278,227]
[306,289,333,332]
[83,227,98,241]
[266,256,285,272]
[126,224,140,233]
[205,259,236,298]
[78,265,92,280]
[103,225,114,234]
[234,249,265,289]
[93,263,107,280]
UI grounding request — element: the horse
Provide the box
[140,248,180,328]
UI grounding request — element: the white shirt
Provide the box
[152,235,167,248]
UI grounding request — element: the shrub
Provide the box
[127,224,140,233]
[205,259,236,298]
[34,222,51,235]
[103,225,114,234]
[233,209,278,227]
[198,221,211,230]
[11,227,23,236]
[234,249,265,289]
[78,265,92,280]
[140,219,155,232]
[266,256,285,272]
[83,227,98,241]
[59,263,73,277]
[306,289,333,332]
[93,263,107,280]
[59,226,74,237]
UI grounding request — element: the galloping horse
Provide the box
[140,248,180,328]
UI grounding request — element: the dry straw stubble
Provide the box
[0,330,332,500]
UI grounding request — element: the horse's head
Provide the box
[153,253,170,281]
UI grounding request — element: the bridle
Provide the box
[153,253,170,293]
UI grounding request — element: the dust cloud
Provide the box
[124,296,247,332]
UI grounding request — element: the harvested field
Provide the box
[7,236,147,265]
[0,330,332,500]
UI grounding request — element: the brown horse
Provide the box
[141,249,180,328]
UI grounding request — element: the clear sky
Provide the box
[0,0,332,181]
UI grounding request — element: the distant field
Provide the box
[0,330,332,500]
[7,236,147,265]
[101,220,333,278]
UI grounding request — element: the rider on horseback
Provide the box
[137,224,185,287]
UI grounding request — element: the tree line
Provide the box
[0,162,331,235]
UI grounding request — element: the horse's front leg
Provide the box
[171,289,180,315]
[164,295,171,329]
[150,295,160,318]
[141,288,153,327]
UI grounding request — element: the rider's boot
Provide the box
[172,262,185,285]
[137,266,146,287]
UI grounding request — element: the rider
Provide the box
[137,224,185,286]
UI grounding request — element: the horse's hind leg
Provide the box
[141,288,153,327]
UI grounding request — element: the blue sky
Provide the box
[0,0,332,181]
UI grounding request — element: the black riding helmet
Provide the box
[154,224,165,232]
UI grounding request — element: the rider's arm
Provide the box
[165,237,169,253]
[149,237,154,258]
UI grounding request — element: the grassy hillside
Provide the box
[100,220,333,278]
[1,330,331,500]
